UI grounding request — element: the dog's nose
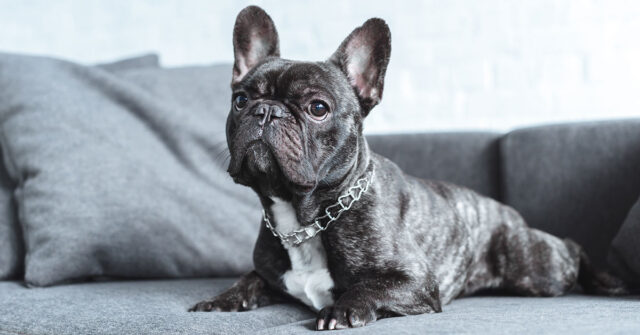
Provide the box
[255,104,286,126]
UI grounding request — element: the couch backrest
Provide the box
[500,119,640,268]
[368,120,640,269]
[367,132,501,199]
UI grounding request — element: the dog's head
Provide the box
[226,6,390,198]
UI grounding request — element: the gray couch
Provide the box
[0,54,639,334]
[2,122,640,334]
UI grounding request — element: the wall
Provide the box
[1,0,639,133]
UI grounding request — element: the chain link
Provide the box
[262,167,375,247]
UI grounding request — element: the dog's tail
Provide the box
[566,239,630,296]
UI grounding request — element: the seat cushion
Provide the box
[500,120,640,268]
[260,295,640,335]
[0,279,638,334]
[0,279,313,335]
[367,132,500,199]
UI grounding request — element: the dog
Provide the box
[190,5,626,330]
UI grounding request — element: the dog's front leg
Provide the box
[316,273,441,330]
[189,271,284,312]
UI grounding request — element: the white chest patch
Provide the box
[270,198,335,311]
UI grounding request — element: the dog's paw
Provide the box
[188,294,258,312]
[189,272,275,312]
[316,303,376,330]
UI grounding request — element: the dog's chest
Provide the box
[270,198,334,311]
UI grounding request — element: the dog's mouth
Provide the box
[228,140,272,179]
[228,139,317,193]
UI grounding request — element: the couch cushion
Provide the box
[0,54,161,281]
[0,279,312,335]
[500,120,640,268]
[0,54,260,286]
[367,132,500,199]
[259,294,640,335]
[0,279,638,334]
[608,197,640,285]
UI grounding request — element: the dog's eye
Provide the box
[234,95,248,110]
[307,101,329,121]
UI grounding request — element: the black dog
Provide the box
[190,6,626,330]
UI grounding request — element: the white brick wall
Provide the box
[1,0,639,133]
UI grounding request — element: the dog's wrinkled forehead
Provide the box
[236,59,350,103]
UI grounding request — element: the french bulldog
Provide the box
[190,5,626,330]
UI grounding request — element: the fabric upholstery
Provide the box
[500,120,640,268]
[95,53,159,71]
[0,147,20,279]
[0,54,260,286]
[367,132,501,199]
[0,54,160,280]
[608,197,640,285]
[0,279,638,335]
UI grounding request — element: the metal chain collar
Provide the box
[262,166,375,247]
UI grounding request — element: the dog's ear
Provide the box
[232,6,280,84]
[330,18,391,116]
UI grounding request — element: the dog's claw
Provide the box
[189,301,214,312]
[317,304,375,330]
[317,319,325,330]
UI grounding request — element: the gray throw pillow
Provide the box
[0,53,260,286]
[608,197,640,285]
[0,54,160,280]
[95,54,159,71]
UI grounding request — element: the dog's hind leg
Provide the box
[490,226,581,297]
